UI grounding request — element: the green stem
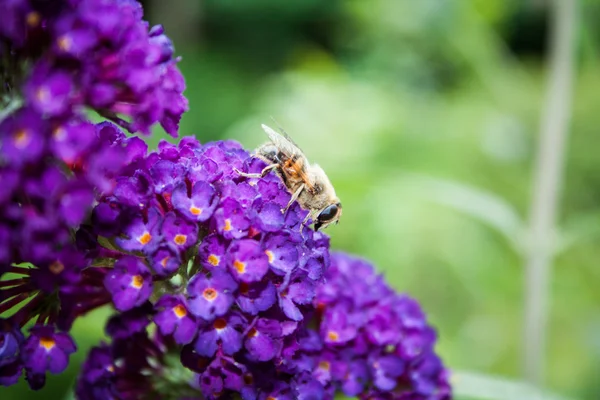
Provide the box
[0,97,22,123]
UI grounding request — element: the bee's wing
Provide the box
[261,124,304,157]
[261,124,315,190]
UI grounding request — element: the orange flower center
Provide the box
[203,288,218,301]
[207,254,220,266]
[213,318,227,330]
[265,250,274,263]
[247,327,258,338]
[318,361,331,371]
[36,87,50,103]
[49,260,65,275]
[53,126,67,141]
[173,304,187,318]
[131,275,144,289]
[40,337,56,350]
[233,260,246,274]
[224,219,232,231]
[14,129,30,148]
[57,35,72,51]
[26,11,40,26]
[327,331,339,342]
[160,256,170,268]
[189,206,202,216]
[138,231,152,245]
[174,234,187,245]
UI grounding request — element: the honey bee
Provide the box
[234,124,342,231]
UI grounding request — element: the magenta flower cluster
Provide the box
[0,0,451,399]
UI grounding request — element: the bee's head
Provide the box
[314,201,342,231]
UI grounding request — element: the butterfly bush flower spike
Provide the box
[0,0,452,398]
[0,0,185,390]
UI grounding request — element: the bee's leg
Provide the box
[233,163,277,178]
[300,210,316,233]
[282,184,305,214]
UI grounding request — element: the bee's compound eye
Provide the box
[317,204,339,222]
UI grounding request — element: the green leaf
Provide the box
[399,173,525,252]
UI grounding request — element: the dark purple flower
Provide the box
[75,344,115,400]
[263,233,299,276]
[50,119,96,164]
[370,354,405,391]
[105,304,152,340]
[187,269,238,321]
[115,207,162,253]
[278,273,316,322]
[149,243,181,276]
[161,211,198,250]
[214,198,250,239]
[0,319,24,368]
[227,239,269,283]
[0,359,22,386]
[194,312,245,357]
[197,233,227,269]
[0,107,46,166]
[172,181,219,223]
[25,65,73,116]
[236,281,277,315]
[254,201,285,232]
[149,159,187,195]
[154,295,197,345]
[20,325,76,375]
[104,256,152,311]
[244,318,283,362]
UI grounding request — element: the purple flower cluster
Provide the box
[75,137,331,398]
[1,1,453,398]
[1,0,187,135]
[299,253,452,400]
[0,0,186,390]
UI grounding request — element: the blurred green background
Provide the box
[4,0,600,399]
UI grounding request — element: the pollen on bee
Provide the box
[39,337,56,350]
[233,260,246,274]
[49,260,65,275]
[131,275,144,289]
[207,254,220,266]
[223,219,232,231]
[174,234,187,245]
[264,250,274,263]
[189,206,202,215]
[173,304,187,318]
[203,288,218,301]
[137,231,152,245]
